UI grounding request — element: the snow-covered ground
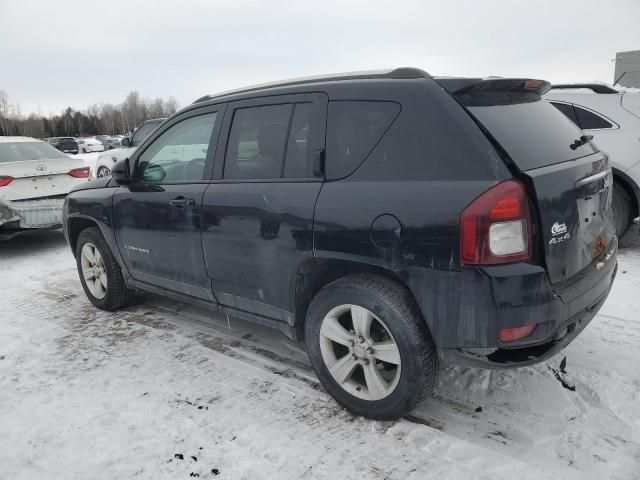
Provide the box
[1,228,639,480]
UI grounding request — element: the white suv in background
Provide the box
[544,84,640,236]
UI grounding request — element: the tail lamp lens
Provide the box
[0,176,14,187]
[461,180,532,265]
[68,167,90,178]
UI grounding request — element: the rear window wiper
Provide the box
[570,135,593,150]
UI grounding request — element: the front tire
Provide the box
[75,227,134,311]
[305,274,438,420]
[612,182,633,238]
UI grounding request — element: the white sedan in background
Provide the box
[76,137,105,153]
[0,136,90,240]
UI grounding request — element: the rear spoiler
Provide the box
[434,78,551,96]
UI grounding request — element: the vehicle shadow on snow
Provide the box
[0,229,67,259]
[132,293,577,452]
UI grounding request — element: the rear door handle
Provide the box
[169,197,196,207]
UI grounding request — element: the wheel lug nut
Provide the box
[362,359,370,366]
[349,339,355,346]
[352,353,358,360]
[366,347,374,354]
[358,336,365,343]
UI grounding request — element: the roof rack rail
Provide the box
[193,67,430,103]
[550,83,619,94]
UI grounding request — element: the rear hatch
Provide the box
[437,78,616,284]
[0,141,87,201]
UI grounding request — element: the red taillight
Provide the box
[499,324,536,342]
[0,176,13,187]
[68,167,90,178]
[460,180,532,265]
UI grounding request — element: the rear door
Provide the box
[446,80,615,284]
[112,106,223,299]
[202,93,327,322]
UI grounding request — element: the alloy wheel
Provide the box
[319,304,401,401]
[80,242,108,299]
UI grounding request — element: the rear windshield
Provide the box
[463,95,597,170]
[0,142,70,163]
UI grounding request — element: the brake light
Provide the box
[524,79,544,90]
[461,180,532,265]
[68,167,90,178]
[0,176,13,187]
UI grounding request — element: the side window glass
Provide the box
[573,105,614,129]
[550,102,579,126]
[224,104,292,179]
[131,122,161,147]
[283,103,312,178]
[326,101,401,179]
[137,113,217,183]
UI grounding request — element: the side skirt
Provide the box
[123,274,300,341]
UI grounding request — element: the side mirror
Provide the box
[111,159,131,185]
[121,136,131,147]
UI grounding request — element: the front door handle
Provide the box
[169,197,196,207]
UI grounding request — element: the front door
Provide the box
[202,93,327,322]
[113,107,224,300]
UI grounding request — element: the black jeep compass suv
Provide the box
[63,68,617,419]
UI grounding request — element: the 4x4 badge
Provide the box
[551,222,568,236]
[549,221,571,245]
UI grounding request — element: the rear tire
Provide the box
[97,166,111,178]
[612,181,633,238]
[305,274,438,420]
[75,227,134,311]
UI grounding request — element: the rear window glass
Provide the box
[573,105,614,129]
[550,101,579,125]
[465,96,597,170]
[326,101,400,179]
[0,142,69,163]
[224,104,292,179]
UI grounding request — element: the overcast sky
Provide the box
[1,0,638,115]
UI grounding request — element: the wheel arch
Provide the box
[293,257,424,342]
[612,167,640,219]
[67,216,100,253]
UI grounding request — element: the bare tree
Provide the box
[0,90,181,137]
[0,90,9,136]
[166,96,179,115]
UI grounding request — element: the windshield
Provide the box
[131,121,162,147]
[0,142,70,163]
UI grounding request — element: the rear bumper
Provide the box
[0,198,65,230]
[410,238,618,368]
[440,271,614,368]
